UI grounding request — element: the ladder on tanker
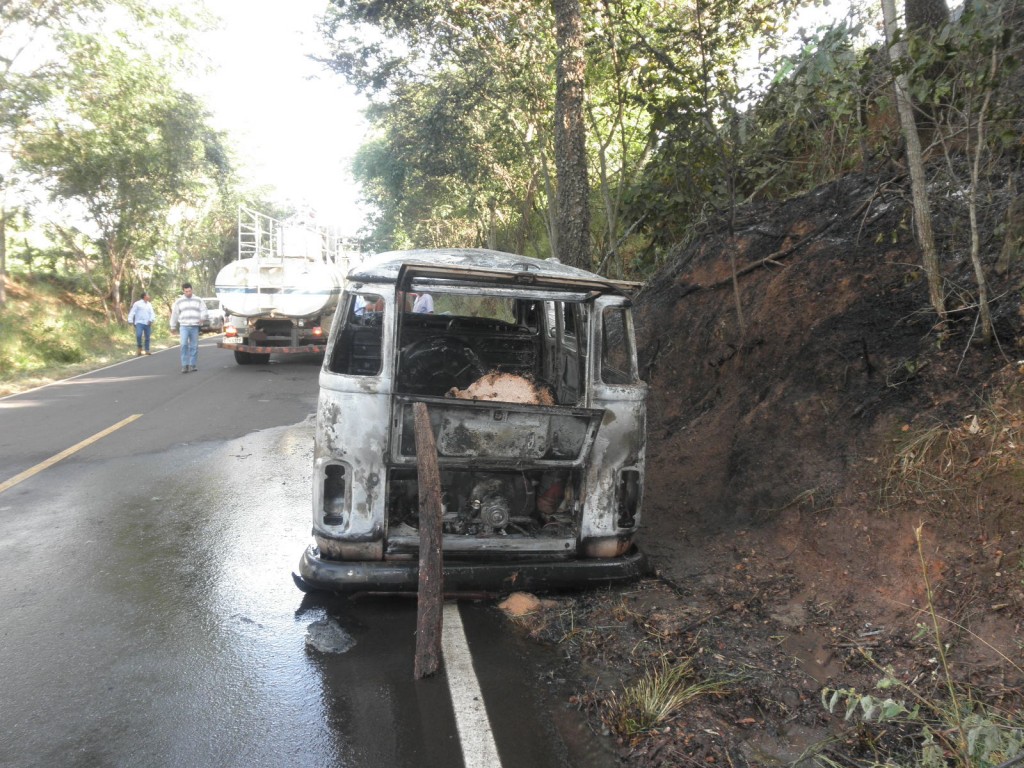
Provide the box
[237,205,365,272]
[236,206,330,263]
[237,206,280,262]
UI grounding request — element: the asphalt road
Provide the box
[0,341,617,768]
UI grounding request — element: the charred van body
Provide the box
[295,249,648,593]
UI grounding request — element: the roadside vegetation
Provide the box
[821,529,1024,768]
[4,0,1024,765]
[0,0,283,320]
[0,274,170,396]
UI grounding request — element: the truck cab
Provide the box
[295,248,648,593]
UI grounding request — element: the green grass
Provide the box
[607,656,728,736]
[820,526,1024,768]
[0,275,173,396]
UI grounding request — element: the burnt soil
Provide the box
[510,171,1024,766]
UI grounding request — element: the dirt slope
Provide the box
[517,172,1024,766]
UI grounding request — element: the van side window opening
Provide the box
[327,293,384,375]
[562,301,577,339]
[601,306,637,385]
[550,301,588,405]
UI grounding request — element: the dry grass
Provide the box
[881,397,1024,515]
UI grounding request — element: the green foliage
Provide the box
[619,0,800,251]
[25,320,86,365]
[0,275,146,390]
[13,13,235,319]
[607,656,727,736]
[823,678,1024,768]
[821,526,1024,768]
[0,1,110,129]
[902,0,1024,333]
[905,0,1022,118]
[325,0,808,274]
[329,0,1024,287]
[331,0,556,254]
[743,14,885,200]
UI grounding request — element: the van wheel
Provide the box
[234,350,253,365]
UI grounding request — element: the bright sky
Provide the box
[193,0,369,236]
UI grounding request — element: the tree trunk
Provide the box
[486,197,497,250]
[552,0,590,270]
[995,193,1024,276]
[539,150,558,258]
[111,275,124,322]
[881,0,946,324]
[905,0,949,32]
[965,47,997,344]
[108,244,129,322]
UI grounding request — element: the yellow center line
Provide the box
[0,414,143,495]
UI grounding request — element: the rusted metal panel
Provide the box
[391,396,601,466]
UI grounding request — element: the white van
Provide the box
[295,248,648,593]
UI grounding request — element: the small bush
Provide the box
[606,656,727,736]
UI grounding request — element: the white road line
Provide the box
[0,414,142,495]
[442,602,503,768]
[0,357,144,399]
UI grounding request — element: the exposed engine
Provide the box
[387,469,573,536]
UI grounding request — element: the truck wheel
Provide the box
[234,349,253,365]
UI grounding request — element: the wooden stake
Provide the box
[413,402,444,679]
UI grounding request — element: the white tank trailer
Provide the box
[215,206,362,365]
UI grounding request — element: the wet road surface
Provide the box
[0,347,618,767]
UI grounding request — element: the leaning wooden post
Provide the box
[413,402,444,679]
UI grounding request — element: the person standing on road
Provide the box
[169,282,207,373]
[127,292,155,356]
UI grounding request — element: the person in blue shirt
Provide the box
[127,292,155,356]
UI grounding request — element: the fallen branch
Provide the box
[705,217,841,290]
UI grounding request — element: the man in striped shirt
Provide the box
[169,282,208,373]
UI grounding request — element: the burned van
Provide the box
[295,248,648,593]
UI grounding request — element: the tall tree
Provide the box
[322,0,561,255]
[0,0,108,307]
[320,0,804,273]
[552,0,591,268]
[880,0,946,324]
[19,37,232,319]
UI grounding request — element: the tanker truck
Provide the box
[215,207,362,365]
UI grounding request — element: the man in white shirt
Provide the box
[127,292,155,356]
[412,292,434,313]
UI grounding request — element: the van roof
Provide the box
[348,248,639,294]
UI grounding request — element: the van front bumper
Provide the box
[294,544,649,594]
